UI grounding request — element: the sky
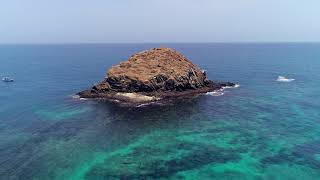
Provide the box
[0,0,320,43]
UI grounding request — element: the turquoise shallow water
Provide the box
[1,43,320,179]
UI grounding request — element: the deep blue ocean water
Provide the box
[1,43,320,179]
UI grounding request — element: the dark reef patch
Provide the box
[261,140,320,169]
[84,143,242,179]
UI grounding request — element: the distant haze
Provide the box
[1,0,320,43]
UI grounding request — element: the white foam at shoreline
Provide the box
[205,91,224,96]
[206,84,239,96]
[136,102,164,107]
[222,84,240,89]
[72,95,80,99]
[72,95,87,100]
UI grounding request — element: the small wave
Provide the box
[223,84,240,89]
[136,103,152,107]
[205,91,224,96]
[112,99,120,103]
[276,76,295,82]
[136,102,164,107]
[206,84,239,96]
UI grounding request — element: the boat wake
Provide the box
[276,76,295,82]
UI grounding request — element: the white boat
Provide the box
[2,77,14,82]
[276,76,295,82]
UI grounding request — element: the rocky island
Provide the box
[77,48,235,106]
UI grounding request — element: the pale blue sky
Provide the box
[1,0,320,43]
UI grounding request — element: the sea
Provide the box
[1,43,320,179]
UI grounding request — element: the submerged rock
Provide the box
[77,48,235,105]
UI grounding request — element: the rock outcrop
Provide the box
[77,48,235,105]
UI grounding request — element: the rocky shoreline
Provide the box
[77,48,236,106]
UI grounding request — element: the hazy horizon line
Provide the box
[1,41,320,45]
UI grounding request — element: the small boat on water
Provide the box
[2,77,14,82]
[276,76,295,82]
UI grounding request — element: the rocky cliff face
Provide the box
[94,48,213,92]
[78,48,235,104]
